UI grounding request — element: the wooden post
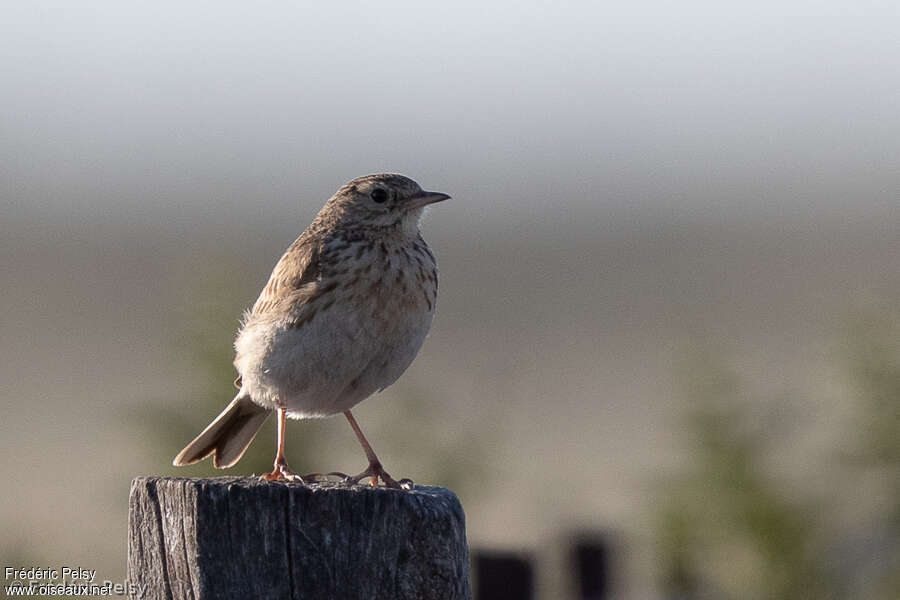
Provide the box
[127,477,471,600]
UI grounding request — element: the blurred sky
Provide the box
[3,1,898,232]
[2,2,899,598]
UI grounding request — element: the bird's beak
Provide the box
[407,190,451,210]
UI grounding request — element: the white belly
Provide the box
[234,282,434,418]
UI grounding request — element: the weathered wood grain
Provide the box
[127,477,470,600]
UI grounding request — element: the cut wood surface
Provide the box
[127,476,470,600]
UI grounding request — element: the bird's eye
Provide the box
[370,188,388,203]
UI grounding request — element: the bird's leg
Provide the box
[342,410,405,488]
[261,408,303,482]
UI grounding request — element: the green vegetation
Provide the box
[656,312,900,600]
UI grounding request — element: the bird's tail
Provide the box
[172,394,270,468]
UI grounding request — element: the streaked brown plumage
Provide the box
[172,174,450,487]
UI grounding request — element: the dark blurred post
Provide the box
[473,551,534,600]
[572,535,610,600]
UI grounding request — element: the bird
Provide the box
[173,174,450,487]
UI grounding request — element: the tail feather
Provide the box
[173,395,270,468]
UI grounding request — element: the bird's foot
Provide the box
[260,459,306,483]
[340,462,412,489]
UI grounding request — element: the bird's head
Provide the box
[324,174,450,233]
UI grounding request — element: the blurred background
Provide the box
[2,1,899,598]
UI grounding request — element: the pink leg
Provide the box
[343,410,402,488]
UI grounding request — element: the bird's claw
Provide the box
[343,462,406,489]
[260,459,307,483]
[260,464,412,489]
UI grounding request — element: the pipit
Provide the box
[173,174,449,487]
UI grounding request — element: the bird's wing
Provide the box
[249,234,321,316]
